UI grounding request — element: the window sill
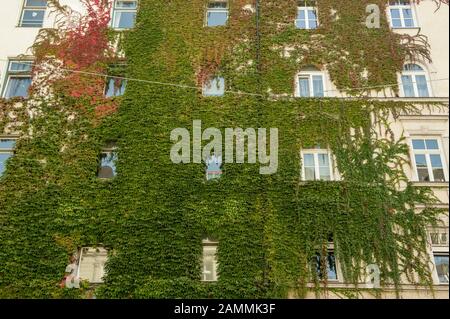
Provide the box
[391,27,420,31]
[411,181,449,187]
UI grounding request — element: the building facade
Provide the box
[0,0,448,299]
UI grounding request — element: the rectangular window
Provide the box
[105,77,127,97]
[77,247,108,284]
[20,0,47,27]
[411,138,447,182]
[98,142,118,179]
[434,254,449,284]
[206,155,222,181]
[312,250,338,281]
[202,77,225,97]
[296,0,318,29]
[112,0,138,29]
[0,138,17,177]
[202,239,218,282]
[3,61,33,99]
[298,74,324,97]
[206,0,229,27]
[429,223,449,284]
[430,228,449,247]
[302,148,332,181]
[389,0,416,28]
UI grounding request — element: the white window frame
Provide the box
[301,148,334,181]
[399,64,433,98]
[295,70,326,97]
[201,238,218,282]
[428,224,449,285]
[0,136,18,177]
[2,60,33,99]
[388,0,417,28]
[19,0,47,28]
[76,247,108,284]
[296,1,318,30]
[410,137,448,182]
[205,0,229,27]
[111,0,138,30]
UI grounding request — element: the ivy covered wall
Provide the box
[0,0,447,298]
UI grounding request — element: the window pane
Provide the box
[303,154,314,166]
[299,77,310,97]
[412,139,425,150]
[318,153,329,166]
[5,77,32,98]
[297,9,306,20]
[307,9,317,20]
[415,154,427,167]
[0,153,13,176]
[207,11,228,27]
[430,154,443,168]
[404,18,414,27]
[390,9,401,19]
[206,155,222,180]
[401,75,415,97]
[116,1,138,9]
[10,62,33,72]
[0,139,16,149]
[21,9,45,27]
[415,154,429,181]
[434,255,449,284]
[98,152,117,178]
[312,75,324,97]
[402,8,413,20]
[208,1,228,9]
[105,78,126,97]
[309,18,317,29]
[304,167,315,180]
[296,19,307,29]
[425,139,439,150]
[433,169,445,182]
[202,245,217,281]
[319,167,331,180]
[114,11,136,28]
[415,75,429,97]
[26,0,47,7]
[203,77,225,96]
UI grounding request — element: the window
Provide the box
[2,61,33,99]
[429,226,449,284]
[411,138,447,182]
[77,247,108,284]
[105,77,127,97]
[206,0,229,27]
[297,67,325,97]
[296,0,318,29]
[434,255,449,284]
[202,77,225,96]
[112,0,138,29]
[430,227,449,247]
[206,154,222,180]
[301,148,333,181]
[388,0,416,28]
[202,239,218,282]
[98,142,118,179]
[0,138,17,177]
[400,64,430,97]
[312,243,338,281]
[19,0,47,27]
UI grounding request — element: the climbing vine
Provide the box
[0,0,448,299]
